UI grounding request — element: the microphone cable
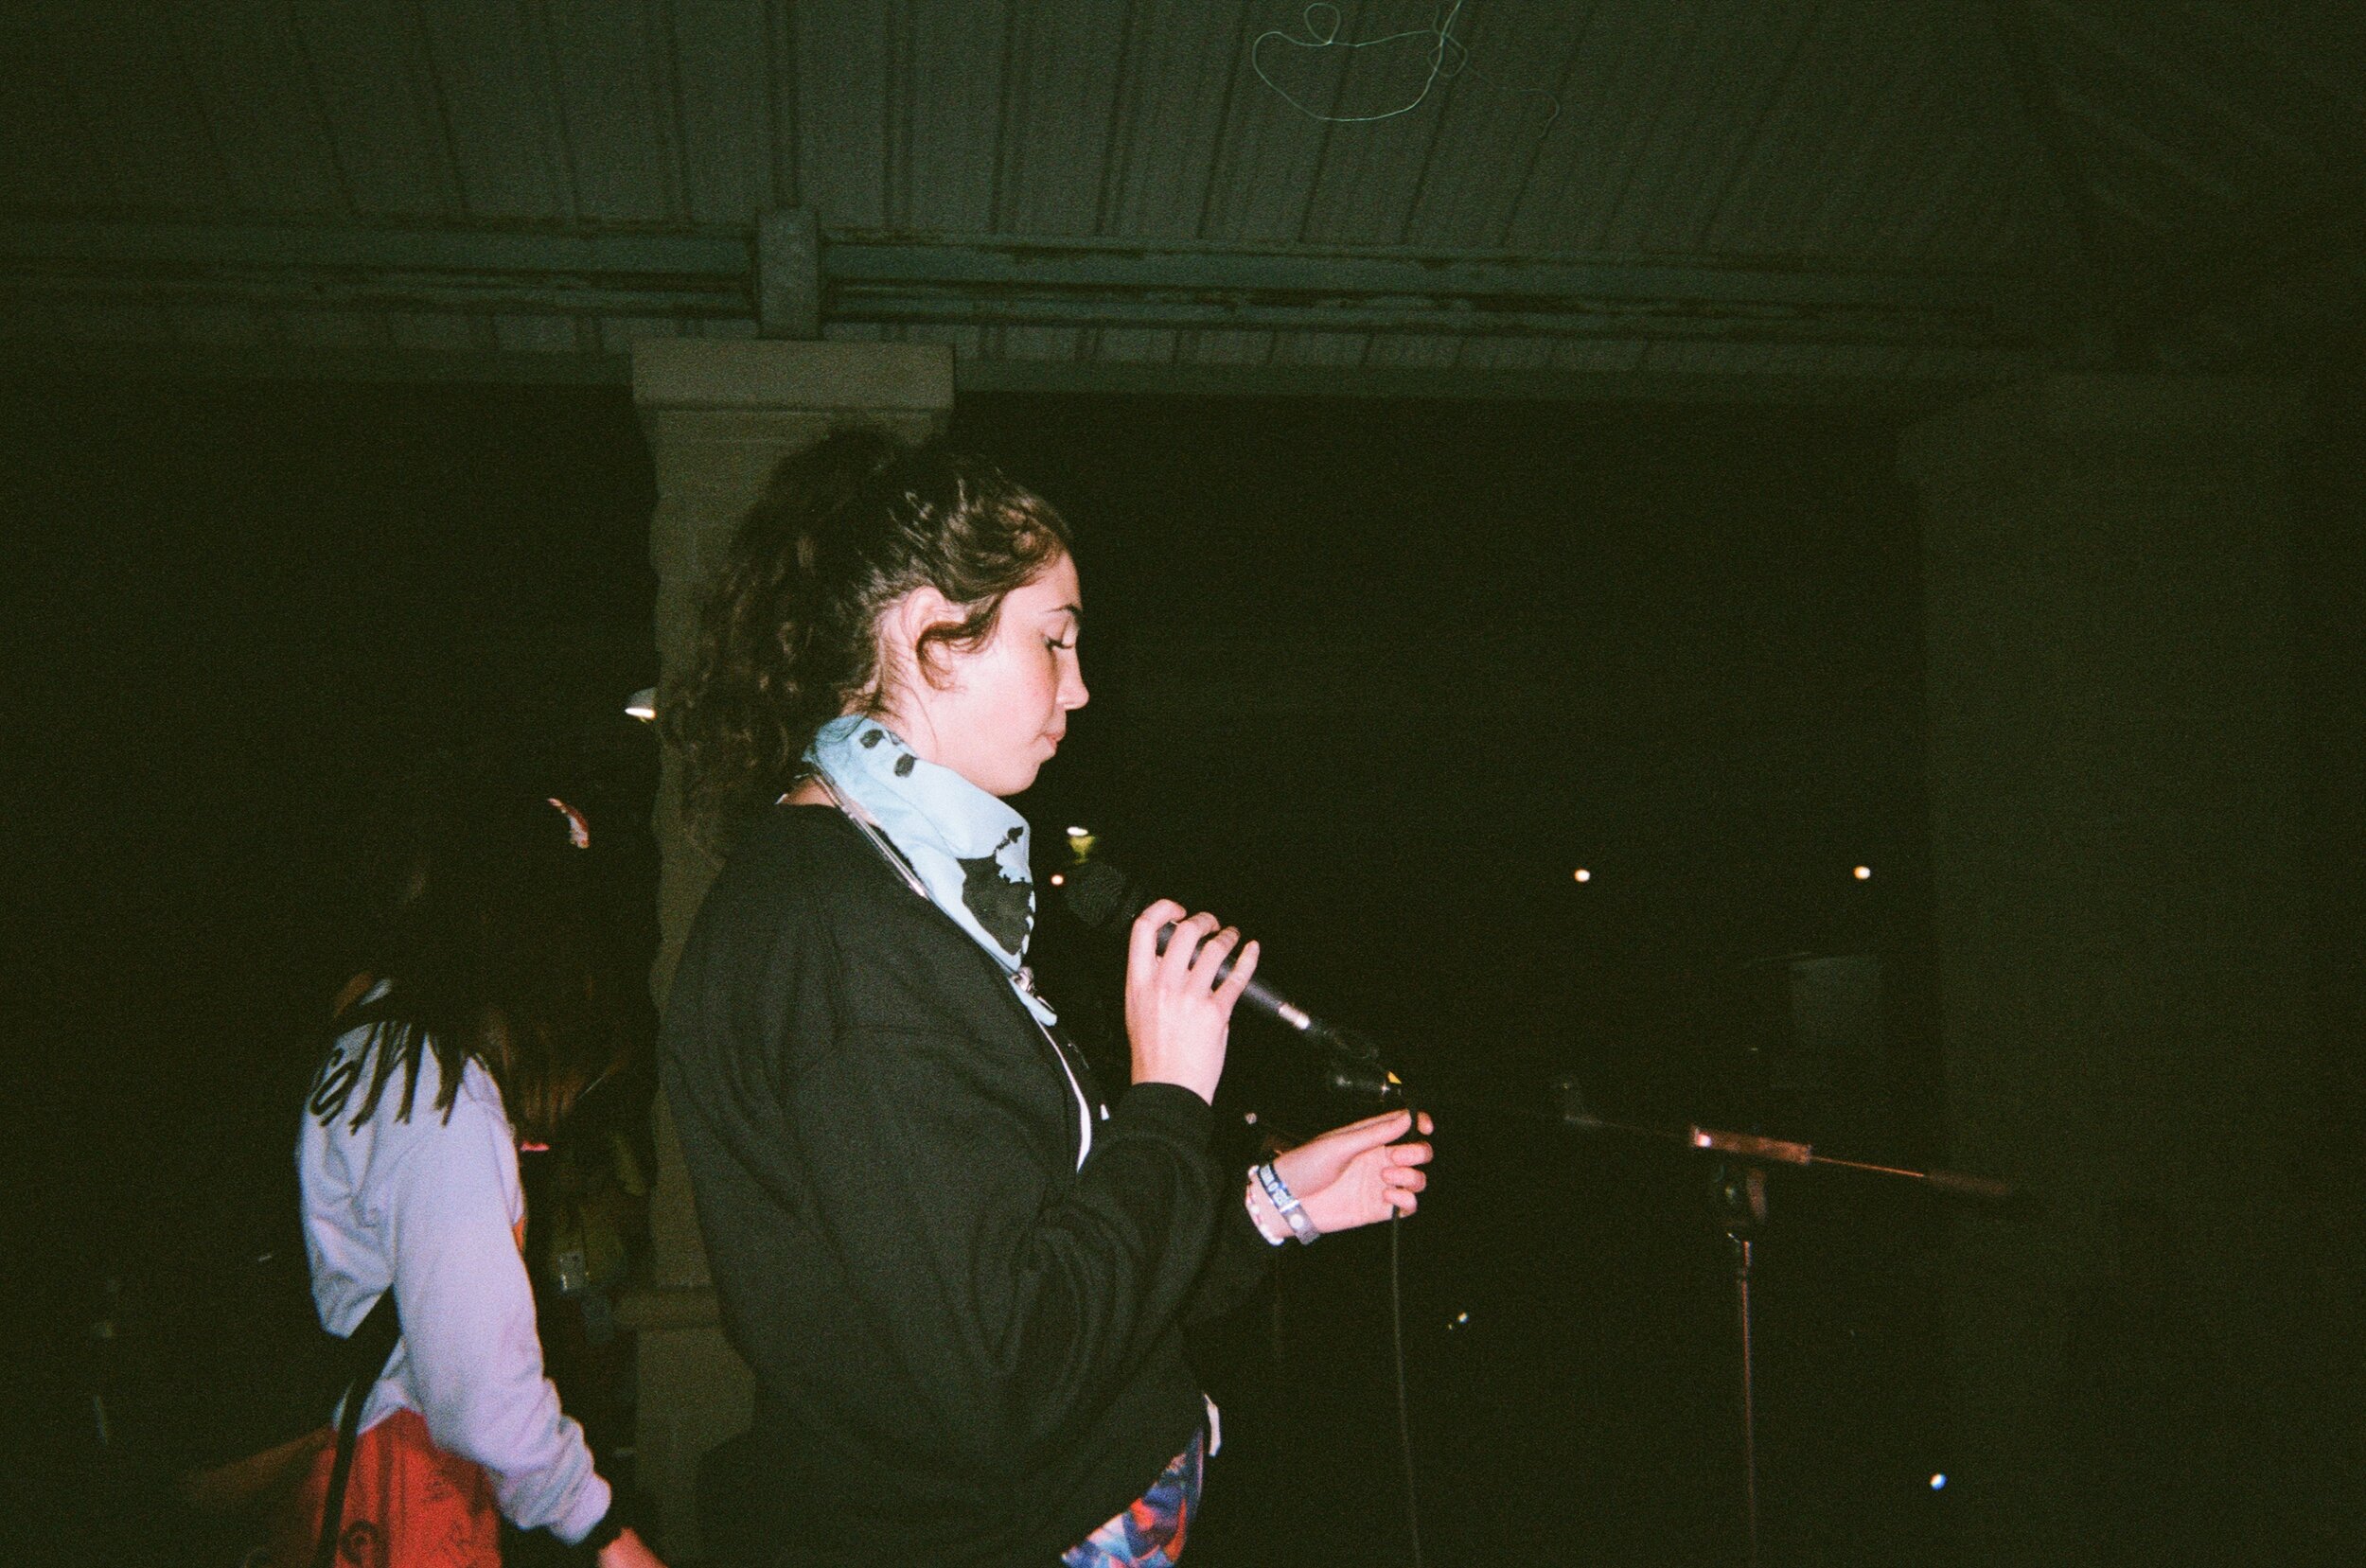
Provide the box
[1262,1100,1427,1568]
[1388,1203,1426,1568]
[1055,860,1426,1557]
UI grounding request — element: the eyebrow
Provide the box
[1047,603,1082,621]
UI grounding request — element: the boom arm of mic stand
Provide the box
[1553,1080,2016,1202]
[1692,1127,2016,1201]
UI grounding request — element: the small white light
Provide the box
[1573,868,1592,883]
[1244,1112,1259,1125]
[1853,865,1872,881]
[1929,1472,1947,1490]
[1066,825,1089,838]
[625,686,657,722]
[1049,872,1065,887]
[1455,1311,1470,1324]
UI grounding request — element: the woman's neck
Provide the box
[792,769,885,831]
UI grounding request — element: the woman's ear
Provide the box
[886,584,962,690]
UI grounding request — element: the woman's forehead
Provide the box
[1021,553,1082,609]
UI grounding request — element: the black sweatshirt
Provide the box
[661,805,1275,1565]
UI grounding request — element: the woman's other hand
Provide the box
[1124,900,1259,1105]
[1272,1109,1435,1234]
[597,1525,667,1568]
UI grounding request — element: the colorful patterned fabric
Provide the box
[1062,1428,1206,1568]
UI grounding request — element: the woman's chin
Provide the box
[967,760,1042,798]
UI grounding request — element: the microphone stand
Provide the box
[1549,1081,2012,1568]
[1331,1063,2013,1568]
[1306,1045,2012,1568]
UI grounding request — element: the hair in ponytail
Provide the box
[662,428,1072,849]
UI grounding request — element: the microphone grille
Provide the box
[1059,859,1133,932]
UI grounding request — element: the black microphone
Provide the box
[1057,859,1371,1062]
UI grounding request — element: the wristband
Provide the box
[581,1494,629,1556]
[1244,1168,1291,1245]
[1254,1161,1321,1245]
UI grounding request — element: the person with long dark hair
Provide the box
[274,796,664,1568]
[661,430,1435,1565]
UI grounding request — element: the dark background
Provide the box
[3,377,2357,1563]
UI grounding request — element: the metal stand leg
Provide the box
[1719,1163,1768,1568]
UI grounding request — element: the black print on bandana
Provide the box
[894,754,915,777]
[860,729,884,749]
[959,828,1032,954]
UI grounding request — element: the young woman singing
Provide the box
[660,430,1433,1566]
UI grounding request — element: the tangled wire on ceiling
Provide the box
[1250,1,1561,132]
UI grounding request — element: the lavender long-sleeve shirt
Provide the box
[297,1010,609,1543]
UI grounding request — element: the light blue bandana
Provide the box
[804,714,1054,1025]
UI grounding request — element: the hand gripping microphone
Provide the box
[1057,860,1387,1087]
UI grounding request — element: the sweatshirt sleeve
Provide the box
[378,1094,610,1543]
[799,1023,1227,1480]
[1183,1183,1282,1327]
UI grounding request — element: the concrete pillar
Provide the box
[1899,375,2306,1565]
[626,340,954,1556]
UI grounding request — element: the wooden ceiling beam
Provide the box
[0,211,2053,352]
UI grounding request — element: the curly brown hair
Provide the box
[662,427,1073,848]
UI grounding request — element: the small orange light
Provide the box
[1573,868,1592,883]
[1853,865,1871,881]
[1049,872,1065,886]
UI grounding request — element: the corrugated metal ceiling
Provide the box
[0,1,2355,390]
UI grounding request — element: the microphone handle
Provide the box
[1154,921,1319,1036]
[1144,914,1392,1095]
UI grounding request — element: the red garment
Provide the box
[268,1407,500,1568]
